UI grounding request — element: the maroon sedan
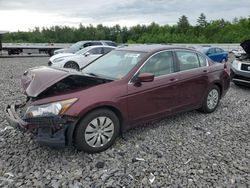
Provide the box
[5,45,230,153]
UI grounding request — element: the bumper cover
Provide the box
[5,103,77,148]
[231,67,250,85]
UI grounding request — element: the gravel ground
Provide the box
[0,56,249,188]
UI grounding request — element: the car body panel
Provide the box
[230,40,250,86]
[49,53,75,62]
[21,66,83,97]
[53,40,116,54]
[127,72,180,126]
[197,47,228,63]
[6,45,231,148]
[49,46,116,69]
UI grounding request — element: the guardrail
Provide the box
[168,43,242,52]
[2,43,242,52]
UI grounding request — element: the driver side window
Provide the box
[88,48,103,55]
[139,51,175,77]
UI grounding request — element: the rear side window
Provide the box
[91,41,102,45]
[104,42,117,47]
[140,51,175,77]
[176,51,200,71]
[198,54,207,67]
[83,42,92,48]
[215,48,223,53]
[103,47,114,54]
[207,48,216,54]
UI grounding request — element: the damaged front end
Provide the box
[5,98,79,148]
[231,40,250,86]
[5,66,113,148]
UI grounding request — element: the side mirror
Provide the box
[135,73,154,86]
[84,52,90,57]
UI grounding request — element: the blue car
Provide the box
[198,47,228,63]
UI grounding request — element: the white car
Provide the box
[48,46,116,70]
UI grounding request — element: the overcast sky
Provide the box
[0,0,250,31]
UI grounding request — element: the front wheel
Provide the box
[200,85,220,113]
[64,61,80,71]
[74,109,120,153]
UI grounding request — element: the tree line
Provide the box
[2,14,250,44]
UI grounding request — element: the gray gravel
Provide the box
[0,56,249,187]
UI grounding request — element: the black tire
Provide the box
[48,49,54,56]
[64,61,80,71]
[74,108,120,153]
[200,85,220,113]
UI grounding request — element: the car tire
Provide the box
[200,85,220,113]
[64,61,80,71]
[74,108,120,153]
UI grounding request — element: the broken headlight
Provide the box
[25,98,78,118]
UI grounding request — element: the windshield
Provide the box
[75,46,91,55]
[70,41,84,50]
[196,47,209,54]
[82,50,146,80]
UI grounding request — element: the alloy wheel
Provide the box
[84,116,115,148]
[207,89,219,110]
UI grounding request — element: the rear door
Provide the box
[127,50,180,126]
[175,50,209,110]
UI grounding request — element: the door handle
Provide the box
[170,78,178,81]
[203,70,208,73]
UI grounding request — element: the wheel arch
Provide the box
[71,105,124,145]
[64,60,80,69]
[212,82,222,98]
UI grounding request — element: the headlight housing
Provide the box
[232,60,241,70]
[53,58,65,63]
[25,98,78,118]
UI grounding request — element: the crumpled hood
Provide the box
[240,40,250,55]
[21,66,82,97]
[49,53,75,62]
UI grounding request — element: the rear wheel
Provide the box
[74,109,120,153]
[200,85,220,113]
[64,61,80,71]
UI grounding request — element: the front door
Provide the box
[127,50,180,126]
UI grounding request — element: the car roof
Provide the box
[116,44,197,53]
[77,40,114,43]
[88,45,116,49]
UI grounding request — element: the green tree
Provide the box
[197,13,208,28]
[177,15,190,34]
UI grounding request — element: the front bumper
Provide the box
[5,103,77,148]
[231,66,250,86]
